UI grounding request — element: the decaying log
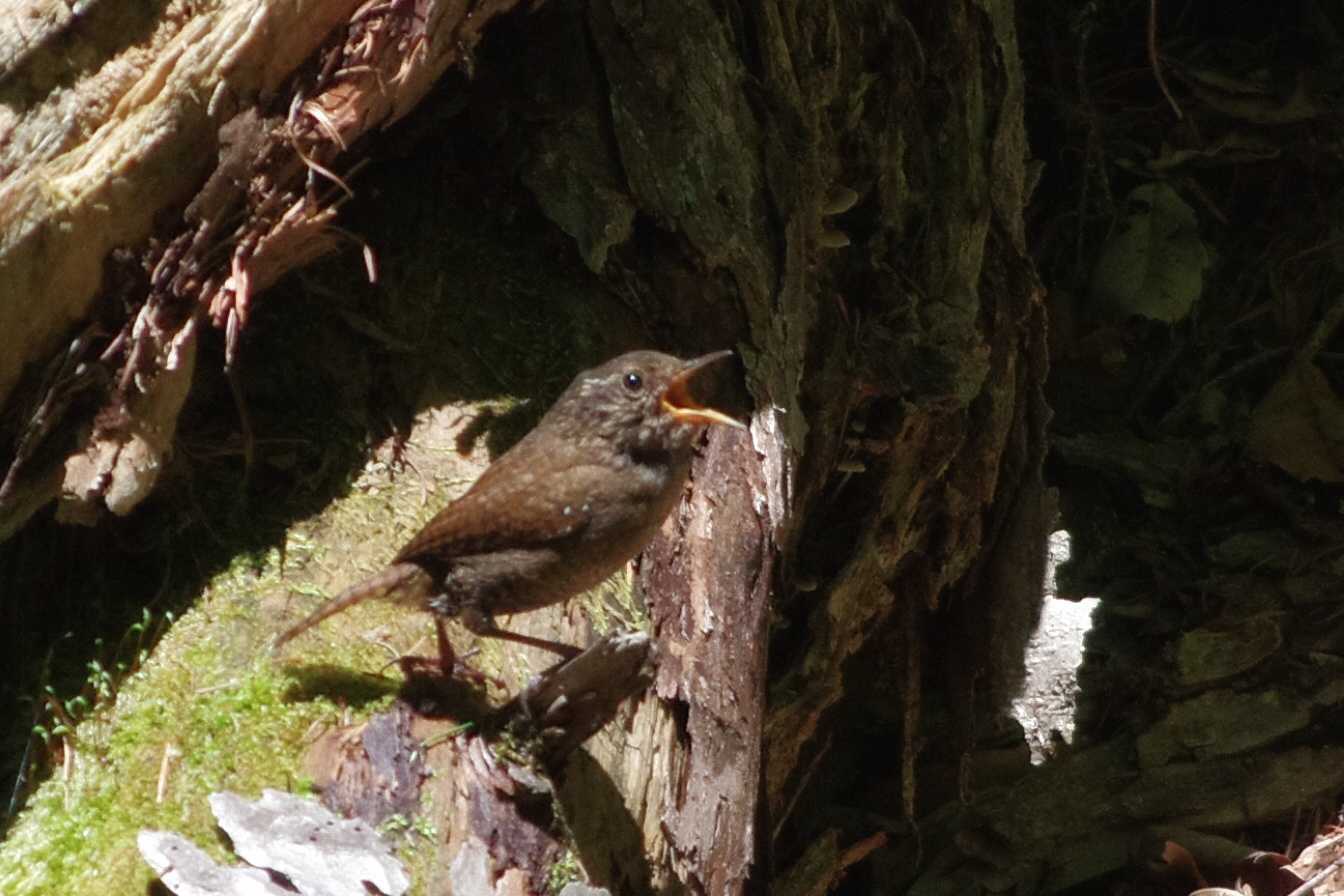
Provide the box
[303,633,656,894]
[508,632,657,765]
[0,0,527,537]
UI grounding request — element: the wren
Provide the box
[274,350,744,667]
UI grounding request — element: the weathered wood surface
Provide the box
[305,634,655,895]
[0,0,523,537]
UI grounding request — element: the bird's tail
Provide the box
[272,562,431,652]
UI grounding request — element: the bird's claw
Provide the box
[397,653,506,690]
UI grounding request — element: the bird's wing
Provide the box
[392,463,607,563]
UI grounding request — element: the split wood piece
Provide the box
[303,702,426,826]
[502,631,657,766]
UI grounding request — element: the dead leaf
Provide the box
[1090,183,1211,323]
[1248,363,1344,482]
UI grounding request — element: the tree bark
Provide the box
[0,0,522,537]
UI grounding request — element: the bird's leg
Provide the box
[397,616,504,689]
[438,618,505,688]
[434,617,456,678]
[460,606,582,661]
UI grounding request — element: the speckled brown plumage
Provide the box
[274,350,743,662]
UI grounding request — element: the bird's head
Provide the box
[557,350,745,457]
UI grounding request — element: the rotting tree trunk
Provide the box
[0,0,524,537]
[1,1,1049,894]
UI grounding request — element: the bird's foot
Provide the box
[397,653,504,690]
[396,618,505,690]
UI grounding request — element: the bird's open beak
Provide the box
[661,350,747,430]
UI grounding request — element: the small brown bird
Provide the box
[275,350,744,668]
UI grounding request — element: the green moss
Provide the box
[547,848,583,894]
[0,499,418,895]
[383,785,441,895]
[0,645,344,895]
[395,781,445,896]
[578,569,648,636]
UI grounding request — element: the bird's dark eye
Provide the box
[623,371,643,391]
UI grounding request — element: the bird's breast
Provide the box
[576,455,688,572]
